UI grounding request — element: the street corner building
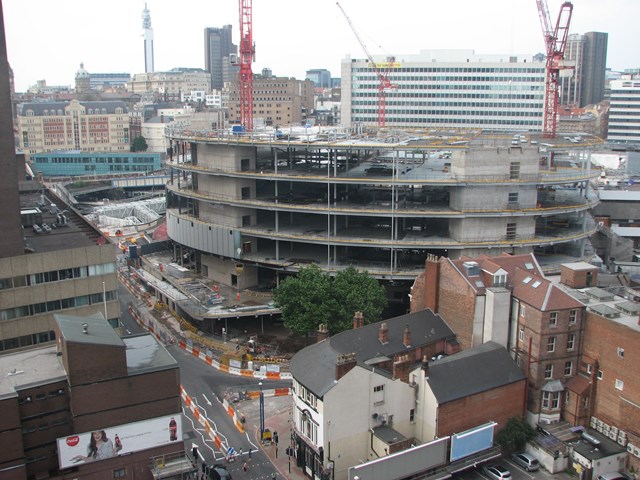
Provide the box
[0,312,192,480]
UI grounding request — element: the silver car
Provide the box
[510,452,540,472]
[483,464,512,480]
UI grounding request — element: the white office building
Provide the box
[607,78,640,145]
[341,49,546,130]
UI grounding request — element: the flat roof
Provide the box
[0,345,66,400]
[20,184,105,253]
[125,334,178,375]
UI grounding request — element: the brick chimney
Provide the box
[353,311,364,329]
[317,323,329,343]
[335,352,357,380]
[424,254,440,313]
[393,353,412,382]
[379,322,388,344]
[403,324,411,347]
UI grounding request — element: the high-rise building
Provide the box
[607,78,640,145]
[142,3,154,73]
[306,69,332,89]
[581,32,608,107]
[0,3,22,257]
[561,32,608,108]
[341,49,546,130]
[204,25,237,91]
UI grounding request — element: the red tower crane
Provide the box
[336,2,396,128]
[536,0,573,138]
[238,0,254,131]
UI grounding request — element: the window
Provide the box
[518,328,524,341]
[567,334,576,351]
[617,347,624,358]
[409,408,415,423]
[565,391,570,405]
[549,311,558,326]
[552,392,560,409]
[564,361,573,376]
[506,223,517,240]
[113,468,127,478]
[544,364,553,379]
[597,370,603,380]
[373,384,385,405]
[547,336,556,352]
[508,192,519,204]
[569,309,578,324]
[542,391,550,409]
[615,379,624,391]
[519,304,526,317]
[493,273,507,287]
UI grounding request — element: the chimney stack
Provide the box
[379,322,388,344]
[422,355,429,377]
[353,311,364,329]
[403,324,411,347]
[424,254,440,313]
[335,352,357,380]
[317,323,329,343]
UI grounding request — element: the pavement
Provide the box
[235,395,307,480]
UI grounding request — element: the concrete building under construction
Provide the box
[164,125,602,308]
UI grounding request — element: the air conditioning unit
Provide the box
[627,444,634,454]
[590,416,598,428]
[634,447,640,458]
[602,424,610,433]
[610,426,618,435]
[608,431,617,440]
[617,436,628,447]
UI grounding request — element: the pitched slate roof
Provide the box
[448,253,542,294]
[512,269,583,311]
[290,309,455,398]
[427,341,524,404]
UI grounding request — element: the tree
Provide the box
[494,417,536,452]
[330,266,387,333]
[131,136,148,152]
[273,264,387,336]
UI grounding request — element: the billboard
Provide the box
[57,414,182,469]
[450,422,496,462]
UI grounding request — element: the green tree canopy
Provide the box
[494,417,536,452]
[131,136,148,152]
[273,264,387,336]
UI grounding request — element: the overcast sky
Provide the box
[4,0,639,92]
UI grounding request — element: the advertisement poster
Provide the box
[57,414,182,469]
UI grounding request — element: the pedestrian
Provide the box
[248,448,252,459]
[243,462,248,473]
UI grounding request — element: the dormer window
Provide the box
[493,273,507,287]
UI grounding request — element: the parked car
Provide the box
[510,452,540,471]
[209,464,232,480]
[597,473,628,480]
[482,464,512,480]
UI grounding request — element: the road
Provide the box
[454,457,557,480]
[117,267,292,479]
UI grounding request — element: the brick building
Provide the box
[17,99,130,158]
[0,312,191,480]
[413,342,526,440]
[411,255,589,425]
[579,307,640,471]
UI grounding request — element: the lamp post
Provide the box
[259,381,264,442]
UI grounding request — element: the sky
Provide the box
[3,0,640,93]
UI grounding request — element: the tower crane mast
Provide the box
[336,2,396,128]
[238,0,254,131]
[536,0,573,138]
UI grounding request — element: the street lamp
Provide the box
[259,381,264,442]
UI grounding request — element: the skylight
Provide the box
[525,262,534,270]
[523,276,532,284]
[532,281,542,288]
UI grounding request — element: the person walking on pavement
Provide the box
[243,462,249,473]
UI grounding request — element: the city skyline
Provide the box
[4,0,640,93]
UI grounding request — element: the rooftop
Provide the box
[0,345,66,400]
